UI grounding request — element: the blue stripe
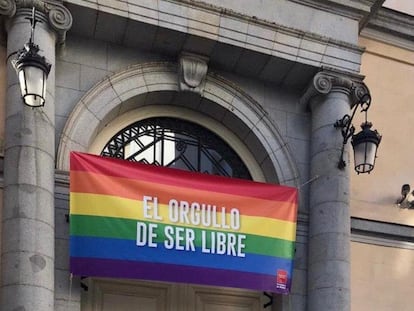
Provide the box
[70,236,293,275]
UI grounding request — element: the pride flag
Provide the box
[69,152,298,294]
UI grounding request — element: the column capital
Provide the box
[300,68,369,109]
[0,0,72,45]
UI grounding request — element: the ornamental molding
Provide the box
[0,0,72,45]
[299,69,368,108]
[366,7,414,42]
[178,52,209,95]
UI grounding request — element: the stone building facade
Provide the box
[0,1,412,311]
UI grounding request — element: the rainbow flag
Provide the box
[69,152,298,294]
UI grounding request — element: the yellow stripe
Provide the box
[70,193,297,241]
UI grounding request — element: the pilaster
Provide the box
[0,1,71,310]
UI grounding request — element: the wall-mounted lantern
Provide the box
[396,184,414,209]
[12,7,51,107]
[334,91,382,174]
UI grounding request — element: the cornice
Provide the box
[363,7,414,42]
[290,0,377,22]
[0,0,72,45]
[351,217,414,248]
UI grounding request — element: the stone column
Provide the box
[0,1,71,310]
[300,70,367,311]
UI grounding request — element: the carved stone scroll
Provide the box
[178,52,209,94]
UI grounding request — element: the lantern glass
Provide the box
[17,63,47,107]
[351,122,382,174]
[353,140,377,173]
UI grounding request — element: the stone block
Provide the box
[1,219,54,259]
[269,147,299,185]
[95,11,128,44]
[322,54,361,72]
[111,73,148,99]
[1,283,55,311]
[188,8,219,40]
[55,298,81,311]
[293,242,308,270]
[159,10,188,34]
[142,70,177,89]
[308,287,350,311]
[221,110,252,141]
[287,112,310,140]
[308,260,350,291]
[309,170,349,205]
[233,95,264,127]
[2,184,54,224]
[117,94,147,116]
[3,146,54,188]
[98,0,128,13]
[5,84,25,119]
[267,109,287,137]
[291,268,307,296]
[55,207,70,240]
[128,12,158,27]
[54,269,81,304]
[55,87,85,118]
[84,85,121,120]
[55,115,68,152]
[244,128,268,164]
[56,61,81,89]
[198,98,226,122]
[309,232,350,267]
[287,137,309,165]
[62,37,108,70]
[56,136,87,171]
[310,203,350,232]
[203,81,235,108]
[55,239,70,270]
[64,105,100,149]
[123,20,157,49]
[219,16,247,46]
[275,31,301,51]
[259,155,279,183]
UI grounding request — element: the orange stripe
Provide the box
[70,171,297,222]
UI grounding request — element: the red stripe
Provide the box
[70,152,298,202]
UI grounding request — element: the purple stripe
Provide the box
[71,257,291,294]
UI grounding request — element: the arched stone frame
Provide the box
[57,62,299,186]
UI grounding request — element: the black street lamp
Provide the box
[12,7,51,107]
[334,91,382,174]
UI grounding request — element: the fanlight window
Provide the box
[101,117,252,180]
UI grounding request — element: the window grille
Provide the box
[101,117,251,180]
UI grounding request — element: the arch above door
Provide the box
[57,62,299,186]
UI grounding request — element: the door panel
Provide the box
[189,285,262,311]
[82,279,263,311]
[82,279,176,311]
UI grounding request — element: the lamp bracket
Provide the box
[334,114,355,144]
[334,86,372,170]
[25,7,39,45]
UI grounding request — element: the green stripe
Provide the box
[70,215,295,259]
